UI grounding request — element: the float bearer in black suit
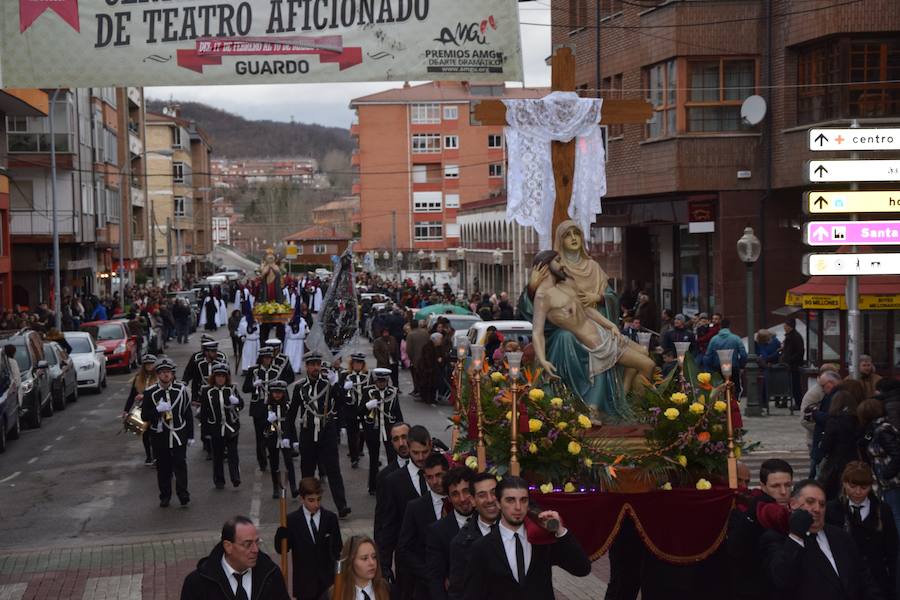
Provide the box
[448,472,500,600]
[292,352,351,518]
[761,478,884,600]
[274,477,343,600]
[142,356,194,508]
[425,466,475,600]
[397,453,450,599]
[462,476,591,600]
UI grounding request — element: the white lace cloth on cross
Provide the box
[503,91,606,250]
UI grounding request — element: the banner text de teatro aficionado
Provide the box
[0,0,524,87]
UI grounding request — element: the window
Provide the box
[106,188,120,223]
[444,165,459,179]
[313,244,327,254]
[173,162,191,185]
[412,134,441,153]
[444,193,460,209]
[601,74,624,137]
[174,196,187,217]
[104,128,118,165]
[6,92,75,153]
[488,134,503,149]
[446,222,460,238]
[798,38,900,123]
[414,191,442,213]
[411,104,441,124]
[414,221,443,241]
[686,59,756,132]
[172,126,184,148]
[443,105,458,120]
[568,0,587,31]
[444,135,459,150]
[644,59,677,139]
[489,163,504,178]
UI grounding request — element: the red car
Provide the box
[80,320,139,372]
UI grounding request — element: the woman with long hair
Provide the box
[122,354,158,465]
[323,535,390,600]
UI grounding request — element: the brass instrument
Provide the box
[123,406,149,436]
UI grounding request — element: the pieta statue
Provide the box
[518,221,654,422]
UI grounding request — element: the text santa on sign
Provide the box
[0,0,524,87]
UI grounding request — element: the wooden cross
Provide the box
[471,46,652,234]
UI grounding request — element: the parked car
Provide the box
[0,330,51,429]
[467,321,533,347]
[80,320,139,372]
[0,358,18,452]
[64,331,107,393]
[43,341,78,411]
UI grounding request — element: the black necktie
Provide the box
[310,516,319,541]
[851,505,863,526]
[418,469,427,496]
[233,572,249,600]
[514,532,526,584]
[361,591,371,600]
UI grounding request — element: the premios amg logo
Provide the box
[434,15,497,46]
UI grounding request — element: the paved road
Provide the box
[0,328,813,599]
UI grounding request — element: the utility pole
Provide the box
[48,89,62,328]
[846,120,861,378]
[150,203,158,287]
[166,216,173,287]
[391,210,397,280]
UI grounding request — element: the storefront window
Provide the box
[677,226,712,317]
[821,310,841,362]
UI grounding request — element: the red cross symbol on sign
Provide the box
[835,135,845,144]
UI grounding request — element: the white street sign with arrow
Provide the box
[807,160,900,182]
[809,128,900,151]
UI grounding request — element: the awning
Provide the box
[786,275,900,310]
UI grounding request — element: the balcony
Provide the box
[129,132,143,157]
[11,210,76,236]
[132,239,147,258]
[350,123,360,137]
[127,87,142,107]
[130,186,145,207]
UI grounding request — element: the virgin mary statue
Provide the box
[519,220,632,421]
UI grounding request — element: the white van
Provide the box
[467,320,533,347]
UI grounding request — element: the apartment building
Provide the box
[551,0,900,354]
[145,109,213,284]
[0,90,49,309]
[349,81,545,273]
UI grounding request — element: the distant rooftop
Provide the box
[350,81,548,106]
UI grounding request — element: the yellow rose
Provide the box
[697,373,712,385]
[689,402,705,415]
[734,446,742,459]
[696,478,712,490]
[464,456,478,470]
[670,392,688,405]
[550,397,563,408]
[567,441,582,455]
[557,421,568,431]
[661,482,673,490]
[564,482,576,493]
[577,414,592,429]
[713,400,727,412]
[539,482,553,494]
[676,454,688,467]
[528,388,545,401]
[528,418,543,433]
[664,408,680,420]
[505,411,512,422]
[583,458,593,468]
[696,394,706,405]
[528,443,538,454]
[490,371,505,383]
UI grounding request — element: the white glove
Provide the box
[253,378,263,388]
[267,411,278,423]
[187,438,195,447]
[229,395,240,406]
[281,438,291,449]
[292,442,300,451]
[327,370,339,386]
[343,380,353,391]
[365,399,378,410]
[156,401,172,413]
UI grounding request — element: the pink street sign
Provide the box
[805,220,900,246]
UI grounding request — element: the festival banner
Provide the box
[0,0,524,88]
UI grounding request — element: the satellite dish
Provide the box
[741,95,767,126]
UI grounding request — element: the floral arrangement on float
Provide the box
[252,301,294,323]
[450,345,756,494]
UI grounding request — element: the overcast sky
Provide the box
[146,5,551,129]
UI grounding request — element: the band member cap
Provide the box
[373,368,392,379]
[258,347,274,357]
[141,354,158,365]
[268,379,288,392]
[211,362,229,375]
[305,352,323,363]
[155,357,176,371]
[201,340,219,350]
[265,338,282,347]
[351,353,367,362]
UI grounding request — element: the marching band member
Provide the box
[199,363,244,490]
[263,379,299,499]
[284,315,308,375]
[340,353,369,470]
[292,352,351,518]
[237,304,260,374]
[141,357,194,508]
[183,337,228,460]
[265,338,295,384]
[361,368,404,495]
[123,354,158,465]
[243,346,290,471]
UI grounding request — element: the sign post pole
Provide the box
[847,120,860,379]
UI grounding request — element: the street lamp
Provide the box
[736,226,762,417]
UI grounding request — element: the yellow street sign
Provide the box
[806,191,900,214]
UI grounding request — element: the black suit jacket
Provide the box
[373,459,405,565]
[448,517,489,600]
[462,526,591,600]
[760,524,884,600]
[274,508,342,600]
[397,492,440,599]
[378,463,422,572]
[425,512,464,600]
